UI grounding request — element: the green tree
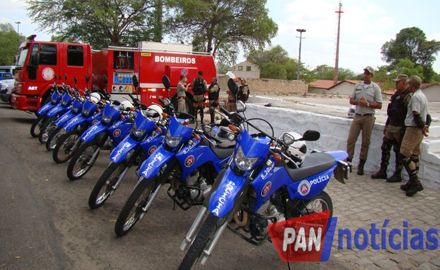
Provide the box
[0,23,23,65]
[248,46,299,80]
[381,27,440,82]
[311,64,354,81]
[27,0,161,48]
[168,0,277,63]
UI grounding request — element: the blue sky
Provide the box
[1,0,439,73]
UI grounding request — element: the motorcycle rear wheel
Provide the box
[289,191,333,218]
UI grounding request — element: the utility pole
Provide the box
[296,28,306,80]
[15,21,21,35]
[333,2,343,85]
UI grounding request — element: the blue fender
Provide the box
[37,102,54,116]
[64,114,88,132]
[47,104,68,118]
[327,150,348,162]
[110,136,139,164]
[80,122,107,143]
[208,168,247,218]
[54,111,75,127]
[139,146,174,179]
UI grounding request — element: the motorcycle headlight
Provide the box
[72,107,80,114]
[62,101,68,106]
[234,146,258,171]
[102,115,112,124]
[166,130,182,148]
[132,124,146,138]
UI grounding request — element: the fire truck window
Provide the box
[113,51,134,69]
[39,44,57,66]
[67,45,84,66]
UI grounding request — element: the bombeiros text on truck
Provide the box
[11,35,216,111]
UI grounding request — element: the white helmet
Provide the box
[120,100,134,110]
[89,92,101,104]
[144,104,163,120]
[280,131,307,160]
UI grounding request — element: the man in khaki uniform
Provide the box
[346,66,383,175]
[400,75,430,197]
[371,74,410,182]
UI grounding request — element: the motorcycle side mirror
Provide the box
[282,132,296,145]
[132,75,139,88]
[302,130,320,141]
[236,100,246,113]
[162,75,170,90]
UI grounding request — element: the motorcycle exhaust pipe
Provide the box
[200,220,229,265]
[180,207,207,251]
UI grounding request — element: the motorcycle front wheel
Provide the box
[38,117,57,144]
[178,214,223,270]
[67,141,100,181]
[52,130,81,164]
[30,116,45,138]
[88,162,127,209]
[114,179,158,237]
[45,126,63,151]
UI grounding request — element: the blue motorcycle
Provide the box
[45,94,84,151]
[38,87,75,144]
[52,92,103,163]
[88,105,165,209]
[178,104,350,270]
[30,84,62,137]
[66,100,134,181]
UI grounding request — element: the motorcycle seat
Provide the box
[285,152,335,181]
[201,137,235,159]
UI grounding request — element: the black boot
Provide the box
[400,181,410,191]
[199,108,204,124]
[357,160,366,175]
[406,177,424,197]
[387,168,402,183]
[371,166,387,179]
[210,111,215,124]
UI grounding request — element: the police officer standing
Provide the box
[400,75,431,196]
[372,74,410,182]
[346,66,383,175]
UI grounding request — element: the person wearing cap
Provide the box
[372,74,411,182]
[208,77,220,123]
[400,75,431,197]
[346,66,383,175]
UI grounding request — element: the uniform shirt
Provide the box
[386,90,410,127]
[351,81,383,115]
[177,81,187,98]
[405,89,429,127]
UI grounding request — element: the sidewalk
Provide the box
[317,171,440,270]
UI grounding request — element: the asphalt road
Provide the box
[0,103,347,270]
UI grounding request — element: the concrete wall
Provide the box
[244,104,439,187]
[422,85,440,102]
[218,76,307,96]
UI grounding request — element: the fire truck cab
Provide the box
[11,35,92,111]
[94,41,216,107]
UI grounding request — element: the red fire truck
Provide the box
[11,36,216,112]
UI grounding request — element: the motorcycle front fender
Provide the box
[208,168,247,218]
[54,111,75,127]
[37,102,54,116]
[80,123,107,143]
[139,146,174,179]
[64,114,87,132]
[47,104,67,118]
[110,136,139,164]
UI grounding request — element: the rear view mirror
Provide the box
[302,130,320,141]
[132,75,139,88]
[236,100,246,113]
[282,132,296,145]
[162,75,170,90]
